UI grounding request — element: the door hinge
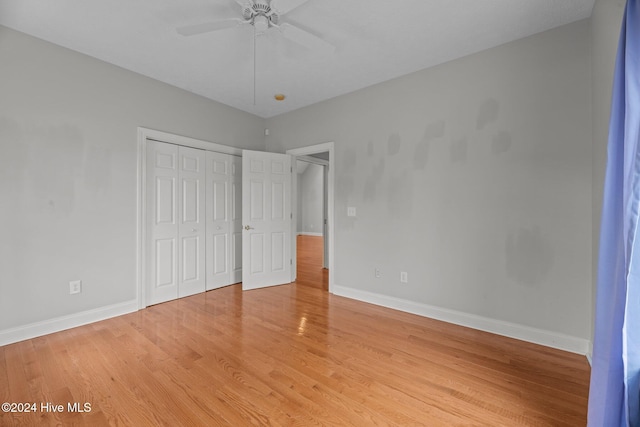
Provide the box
[290,259,292,265]
[290,213,293,219]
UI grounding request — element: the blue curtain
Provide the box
[589,1,640,425]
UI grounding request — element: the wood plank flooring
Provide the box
[0,235,590,426]
[295,235,328,291]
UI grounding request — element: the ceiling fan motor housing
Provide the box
[243,0,279,27]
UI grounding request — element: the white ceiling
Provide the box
[0,0,595,118]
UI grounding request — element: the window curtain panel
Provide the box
[588,1,640,425]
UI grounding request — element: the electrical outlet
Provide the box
[69,280,82,295]
[400,272,408,283]
[374,268,381,278]
[347,207,356,217]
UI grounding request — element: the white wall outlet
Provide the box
[69,280,82,295]
[347,207,356,217]
[374,268,381,278]
[400,272,408,283]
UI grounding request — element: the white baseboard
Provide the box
[297,232,323,237]
[0,300,138,347]
[1,288,592,358]
[332,285,590,355]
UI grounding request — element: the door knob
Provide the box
[244,225,253,230]
[191,228,198,232]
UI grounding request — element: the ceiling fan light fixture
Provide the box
[274,94,286,101]
[253,15,269,33]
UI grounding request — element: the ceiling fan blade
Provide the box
[176,19,242,36]
[278,23,335,54]
[271,0,311,15]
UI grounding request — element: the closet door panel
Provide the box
[147,141,179,305]
[206,151,234,289]
[177,146,206,298]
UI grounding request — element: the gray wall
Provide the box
[299,163,324,235]
[0,26,265,331]
[266,20,593,345]
[590,0,626,349]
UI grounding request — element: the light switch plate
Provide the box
[69,280,82,295]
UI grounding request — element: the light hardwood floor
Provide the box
[0,235,590,426]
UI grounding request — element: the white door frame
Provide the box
[286,142,335,293]
[136,127,242,309]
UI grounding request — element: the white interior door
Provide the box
[147,141,179,305]
[206,151,242,290]
[147,141,206,304]
[242,150,292,290]
[176,145,206,298]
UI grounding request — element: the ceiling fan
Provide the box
[176,0,335,54]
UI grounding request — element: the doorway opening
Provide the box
[287,143,335,294]
[295,158,328,290]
